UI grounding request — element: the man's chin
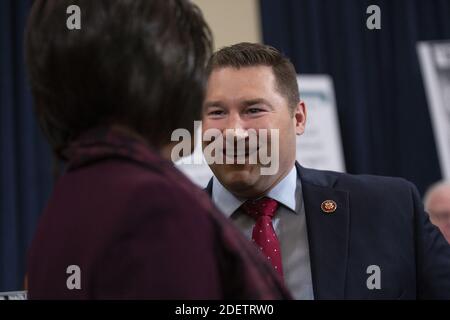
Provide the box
[213,164,260,192]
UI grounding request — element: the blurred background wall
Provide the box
[192,0,262,48]
[1,0,449,292]
[260,0,450,193]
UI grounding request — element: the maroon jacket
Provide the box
[27,127,291,299]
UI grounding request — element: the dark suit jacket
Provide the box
[206,162,450,299]
[27,127,291,299]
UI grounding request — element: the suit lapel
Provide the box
[297,163,350,299]
[205,178,213,196]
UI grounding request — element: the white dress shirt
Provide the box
[212,165,314,299]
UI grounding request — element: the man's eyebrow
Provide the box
[242,98,274,109]
[204,101,225,108]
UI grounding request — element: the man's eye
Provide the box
[208,110,224,116]
[247,108,264,114]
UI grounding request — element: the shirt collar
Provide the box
[212,165,298,217]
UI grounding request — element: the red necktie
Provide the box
[241,197,283,278]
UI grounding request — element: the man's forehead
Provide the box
[204,65,291,109]
[206,66,277,98]
[208,65,275,81]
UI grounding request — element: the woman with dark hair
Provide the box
[25,0,290,299]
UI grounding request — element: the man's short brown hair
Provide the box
[206,42,300,112]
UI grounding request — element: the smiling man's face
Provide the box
[202,65,306,198]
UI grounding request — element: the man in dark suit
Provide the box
[202,42,450,299]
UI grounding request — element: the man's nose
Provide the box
[226,112,246,131]
[224,113,249,143]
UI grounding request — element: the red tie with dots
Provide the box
[241,197,283,278]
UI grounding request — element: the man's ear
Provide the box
[294,100,307,135]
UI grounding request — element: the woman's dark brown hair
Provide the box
[25,0,212,160]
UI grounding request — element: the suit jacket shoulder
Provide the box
[297,164,450,299]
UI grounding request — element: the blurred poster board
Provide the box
[418,41,450,179]
[297,75,345,172]
[175,74,345,187]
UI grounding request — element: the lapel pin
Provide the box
[321,200,337,214]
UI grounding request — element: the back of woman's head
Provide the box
[26,0,212,159]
